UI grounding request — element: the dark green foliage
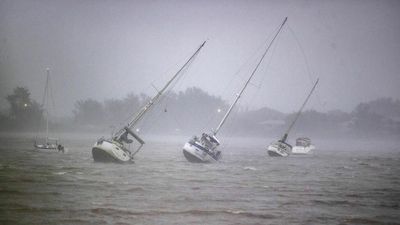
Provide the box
[72,93,151,129]
[73,99,105,125]
[68,90,400,137]
[161,87,229,133]
[283,98,400,137]
[2,87,43,130]
[351,98,400,134]
[1,85,399,137]
[71,87,229,133]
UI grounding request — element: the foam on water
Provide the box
[243,166,257,171]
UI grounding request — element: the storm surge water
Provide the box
[0,134,399,224]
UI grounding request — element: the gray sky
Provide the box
[1,0,399,116]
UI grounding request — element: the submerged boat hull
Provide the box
[92,140,132,163]
[267,141,291,157]
[182,142,220,163]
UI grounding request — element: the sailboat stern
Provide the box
[92,139,132,163]
[267,141,292,157]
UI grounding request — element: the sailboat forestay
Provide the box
[92,41,206,163]
[267,78,319,157]
[34,68,64,152]
[182,17,288,163]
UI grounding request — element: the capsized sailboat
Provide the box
[92,41,206,163]
[267,78,319,157]
[182,17,288,163]
[34,68,65,152]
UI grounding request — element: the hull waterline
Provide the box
[92,140,132,163]
[183,149,207,163]
[267,141,291,157]
[267,150,288,157]
[182,142,220,163]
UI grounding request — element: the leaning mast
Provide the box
[214,17,288,135]
[114,41,206,139]
[280,78,319,142]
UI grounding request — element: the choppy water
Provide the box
[0,134,399,225]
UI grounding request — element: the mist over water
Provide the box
[1,1,400,115]
[0,133,399,225]
[1,0,400,224]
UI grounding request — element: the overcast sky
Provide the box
[1,0,399,116]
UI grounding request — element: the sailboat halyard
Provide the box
[34,68,63,151]
[182,17,288,163]
[92,41,207,163]
[267,78,319,157]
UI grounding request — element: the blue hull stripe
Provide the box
[191,142,219,160]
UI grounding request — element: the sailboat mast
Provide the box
[281,78,319,142]
[114,41,206,139]
[214,17,288,135]
[45,68,50,143]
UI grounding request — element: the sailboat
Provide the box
[92,41,206,163]
[267,78,319,157]
[34,68,64,152]
[291,137,315,154]
[182,17,288,163]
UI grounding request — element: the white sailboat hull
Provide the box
[34,143,57,150]
[92,139,132,163]
[182,142,220,163]
[267,141,291,157]
[291,145,315,155]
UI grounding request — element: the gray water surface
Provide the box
[0,135,399,225]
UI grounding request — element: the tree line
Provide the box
[72,87,229,134]
[1,86,400,138]
[0,87,43,131]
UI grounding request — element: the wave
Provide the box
[0,203,64,213]
[343,217,387,225]
[53,171,67,175]
[311,199,361,207]
[90,207,276,219]
[125,187,145,192]
[0,189,61,196]
[243,166,257,171]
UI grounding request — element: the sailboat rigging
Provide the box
[267,78,319,157]
[34,68,64,152]
[92,41,207,163]
[182,17,288,163]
